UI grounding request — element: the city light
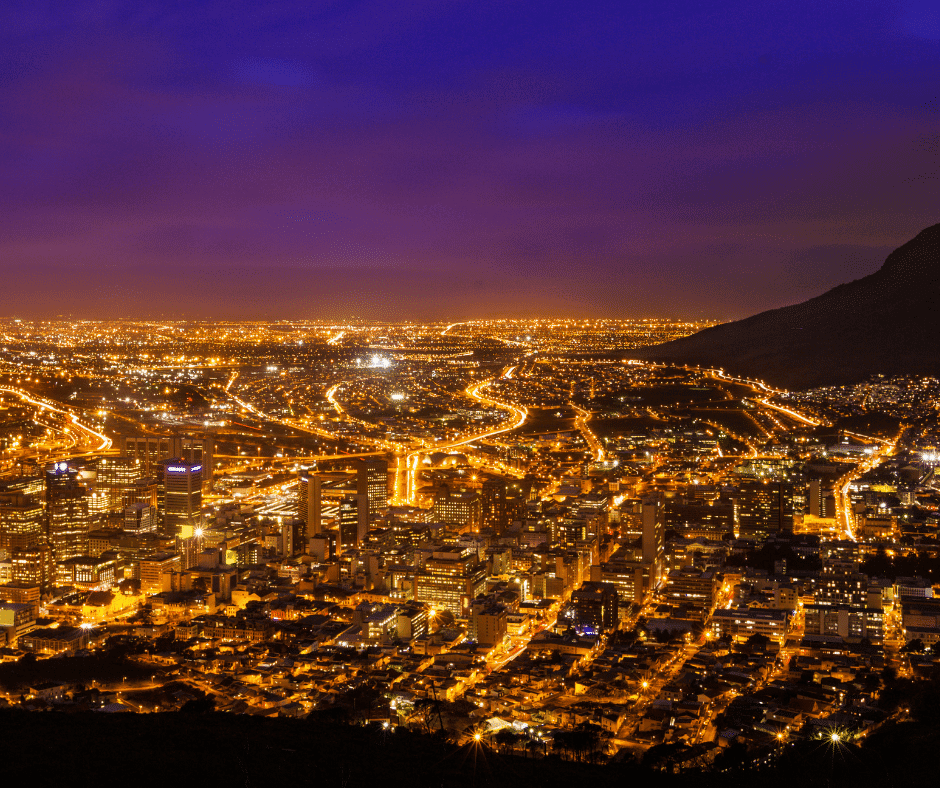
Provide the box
[0,317,925,771]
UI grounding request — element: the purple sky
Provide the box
[1,1,938,321]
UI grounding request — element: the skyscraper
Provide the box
[298,472,322,532]
[159,459,203,535]
[338,493,369,553]
[736,479,794,538]
[641,498,665,583]
[95,456,144,511]
[123,433,214,493]
[481,477,508,533]
[47,486,89,563]
[356,457,388,518]
[0,491,44,553]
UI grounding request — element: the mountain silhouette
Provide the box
[636,223,940,390]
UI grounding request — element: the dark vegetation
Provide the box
[1,701,940,788]
[0,653,159,692]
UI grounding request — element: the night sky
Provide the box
[1,2,937,321]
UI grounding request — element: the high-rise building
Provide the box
[0,492,44,553]
[664,567,718,616]
[571,581,619,631]
[808,479,837,518]
[95,456,144,511]
[338,493,369,553]
[132,477,159,509]
[298,473,322,532]
[432,485,482,532]
[124,502,157,534]
[481,478,526,534]
[159,459,203,535]
[469,596,508,647]
[642,498,665,581]
[123,433,214,493]
[588,498,664,606]
[664,499,734,539]
[0,476,44,498]
[45,461,80,504]
[414,548,487,616]
[47,486,90,563]
[356,458,388,518]
[122,436,171,476]
[87,489,111,526]
[736,480,794,538]
[481,478,508,533]
[9,543,54,591]
[550,517,591,548]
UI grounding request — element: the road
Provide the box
[835,435,897,540]
[0,385,113,455]
[571,402,605,462]
[402,367,528,504]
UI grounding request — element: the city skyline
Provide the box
[3,3,940,783]
[2,2,938,320]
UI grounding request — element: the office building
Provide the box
[356,457,388,518]
[642,498,665,582]
[339,494,369,553]
[124,502,157,534]
[298,472,322,532]
[481,477,515,533]
[432,485,483,532]
[664,499,734,539]
[45,461,80,504]
[711,607,789,644]
[159,459,203,535]
[736,480,794,538]
[123,433,214,493]
[0,476,44,498]
[0,492,44,553]
[803,604,884,642]
[589,498,664,606]
[47,485,90,564]
[571,581,619,631]
[10,544,54,591]
[139,552,182,595]
[414,549,487,616]
[469,597,508,647]
[664,567,718,616]
[95,456,144,511]
[808,479,837,518]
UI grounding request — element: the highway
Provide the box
[0,385,113,454]
[835,434,897,540]
[571,401,605,462]
[402,367,528,504]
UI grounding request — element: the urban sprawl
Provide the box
[0,319,938,765]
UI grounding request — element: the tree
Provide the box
[181,697,216,714]
[644,742,690,773]
[746,632,770,651]
[494,727,519,754]
[902,638,925,654]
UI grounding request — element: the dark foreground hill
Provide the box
[0,706,937,788]
[637,224,940,390]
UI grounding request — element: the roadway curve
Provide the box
[401,366,528,504]
[571,402,605,462]
[0,385,113,454]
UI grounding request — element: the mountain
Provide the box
[636,223,940,390]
